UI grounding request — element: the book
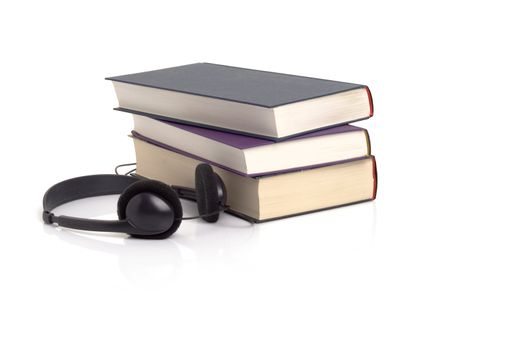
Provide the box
[133,137,377,222]
[107,63,373,141]
[132,114,371,177]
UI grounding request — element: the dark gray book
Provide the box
[107,63,374,140]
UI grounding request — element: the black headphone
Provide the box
[42,164,228,239]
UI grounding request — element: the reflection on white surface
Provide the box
[42,194,376,284]
[43,195,260,284]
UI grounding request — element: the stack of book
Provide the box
[107,63,376,222]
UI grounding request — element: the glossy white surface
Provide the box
[1,1,524,349]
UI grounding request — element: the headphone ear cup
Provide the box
[195,164,220,223]
[118,180,183,239]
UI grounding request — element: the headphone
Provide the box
[42,163,228,239]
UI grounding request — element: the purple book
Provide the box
[132,115,371,177]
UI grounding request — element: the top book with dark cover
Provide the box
[107,63,373,140]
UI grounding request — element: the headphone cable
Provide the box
[114,162,137,176]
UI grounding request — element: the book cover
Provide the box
[131,130,370,178]
[107,62,370,108]
[149,118,368,149]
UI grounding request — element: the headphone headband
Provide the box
[42,174,178,237]
[43,174,140,214]
[42,168,228,239]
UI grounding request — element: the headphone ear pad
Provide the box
[195,164,220,223]
[117,180,182,239]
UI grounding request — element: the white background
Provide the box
[1,0,524,349]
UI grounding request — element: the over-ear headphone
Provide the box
[42,164,228,239]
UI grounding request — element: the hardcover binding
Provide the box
[107,63,367,108]
[365,86,374,117]
[371,156,378,200]
[364,129,372,155]
[118,107,372,142]
[132,172,376,224]
[225,199,376,223]
[131,131,370,178]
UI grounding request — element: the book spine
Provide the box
[364,129,372,155]
[365,86,374,117]
[371,155,378,200]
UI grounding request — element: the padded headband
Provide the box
[43,174,140,213]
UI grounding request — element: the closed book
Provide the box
[133,137,377,222]
[108,63,373,141]
[132,114,371,177]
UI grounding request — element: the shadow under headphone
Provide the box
[42,164,228,239]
